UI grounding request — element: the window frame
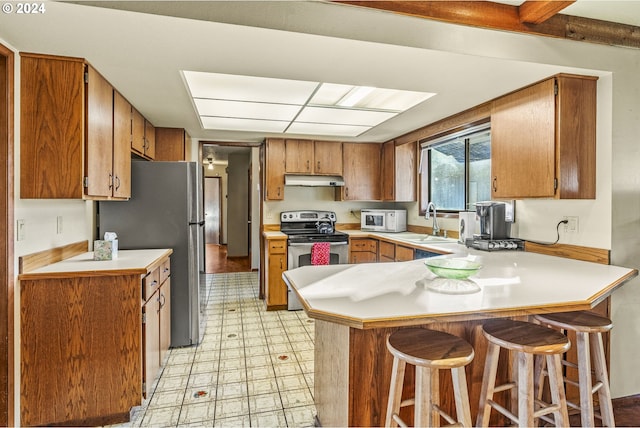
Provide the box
[419,121,491,216]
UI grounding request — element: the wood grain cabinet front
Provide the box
[20,53,133,199]
[285,139,343,175]
[491,74,597,199]
[155,127,191,161]
[382,140,416,202]
[339,143,382,201]
[264,139,286,201]
[265,238,288,310]
[20,252,171,426]
[349,238,378,263]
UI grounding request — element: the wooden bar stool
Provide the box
[476,319,571,427]
[534,311,615,427]
[385,328,474,427]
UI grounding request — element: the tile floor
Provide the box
[123,272,317,427]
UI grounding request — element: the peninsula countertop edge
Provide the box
[282,244,638,329]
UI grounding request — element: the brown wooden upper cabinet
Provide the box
[338,143,381,201]
[131,107,146,155]
[144,119,156,160]
[112,91,133,199]
[491,74,597,199]
[285,139,343,175]
[264,138,286,201]
[20,53,131,199]
[382,140,416,202]
[155,127,191,161]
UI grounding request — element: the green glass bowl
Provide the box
[424,258,482,280]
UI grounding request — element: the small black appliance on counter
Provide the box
[467,201,524,251]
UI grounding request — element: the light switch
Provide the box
[17,219,25,241]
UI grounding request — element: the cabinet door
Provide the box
[112,91,132,198]
[491,78,556,198]
[20,54,85,198]
[159,279,171,365]
[85,65,114,198]
[314,141,343,175]
[265,139,286,200]
[395,141,416,202]
[285,139,313,173]
[131,107,145,155]
[381,141,395,201]
[144,120,156,159]
[143,291,160,399]
[341,143,381,201]
[395,245,415,261]
[267,253,287,307]
[155,127,186,161]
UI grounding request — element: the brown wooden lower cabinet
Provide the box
[19,252,171,426]
[314,302,611,427]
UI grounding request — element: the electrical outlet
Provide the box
[266,212,273,220]
[17,219,25,241]
[57,216,63,234]
[563,216,579,233]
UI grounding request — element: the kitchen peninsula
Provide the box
[18,242,173,426]
[282,244,637,427]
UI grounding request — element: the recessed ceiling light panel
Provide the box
[200,116,289,133]
[183,70,319,104]
[287,122,371,137]
[297,106,396,126]
[194,99,302,121]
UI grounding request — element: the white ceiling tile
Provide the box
[183,71,319,104]
[286,122,371,137]
[296,106,396,126]
[200,116,289,133]
[194,99,302,121]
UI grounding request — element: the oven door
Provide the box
[286,241,349,310]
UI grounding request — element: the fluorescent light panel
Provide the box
[183,71,436,137]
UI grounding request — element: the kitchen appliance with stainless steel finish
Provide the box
[469,201,523,251]
[281,210,349,310]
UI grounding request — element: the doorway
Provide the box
[204,177,221,245]
[0,42,14,427]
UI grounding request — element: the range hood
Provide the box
[284,174,345,187]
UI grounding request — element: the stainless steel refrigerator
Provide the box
[98,161,205,347]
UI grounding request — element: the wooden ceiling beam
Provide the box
[518,1,575,24]
[333,1,640,49]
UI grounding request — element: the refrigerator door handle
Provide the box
[189,221,205,226]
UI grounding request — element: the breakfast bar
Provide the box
[282,248,638,427]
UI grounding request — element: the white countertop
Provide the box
[19,249,173,279]
[282,244,637,329]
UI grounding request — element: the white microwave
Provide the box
[361,209,407,232]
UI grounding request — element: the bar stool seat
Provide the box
[477,319,571,427]
[535,311,615,427]
[385,328,474,427]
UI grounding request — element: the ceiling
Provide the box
[1,0,639,163]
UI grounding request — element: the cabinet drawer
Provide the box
[351,238,377,253]
[160,258,171,284]
[395,245,415,262]
[379,241,395,260]
[143,267,160,302]
[269,239,287,254]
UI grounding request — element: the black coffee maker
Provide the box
[474,201,511,240]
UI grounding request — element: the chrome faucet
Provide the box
[425,202,440,236]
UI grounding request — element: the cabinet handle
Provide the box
[108,173,113,189]
[278,187,281,197]
[151,280,158,287]
[159,293,166,308]
[115,176,121,191]
[345,187,349,198]
[492,176,497,192]
[163,267,170,273]
[306,160,310,171]
[280,258,283,269]
[317,161,321,171]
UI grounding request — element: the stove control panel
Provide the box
[280,210,336,223]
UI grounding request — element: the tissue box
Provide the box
[94,240,116,261]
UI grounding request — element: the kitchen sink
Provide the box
[383,232,457,244]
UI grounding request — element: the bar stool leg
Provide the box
[451,365,472,427]
[517,352,535,427]
[430,368,440,427]
[386,357,407,428]
[591,332,615,427]
[415,365,433,427]
[576,331,596,427]
[547,353,570,427]
[476,342,501,427]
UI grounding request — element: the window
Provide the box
[420,124,491,214]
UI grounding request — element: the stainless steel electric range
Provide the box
[280,210,349,310]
